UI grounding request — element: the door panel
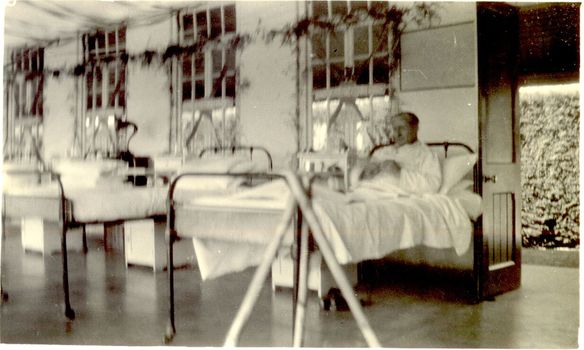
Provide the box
[477,3,522,298]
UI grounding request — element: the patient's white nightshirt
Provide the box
[371,140,441,195]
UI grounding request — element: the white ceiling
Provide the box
[3,0,194,48]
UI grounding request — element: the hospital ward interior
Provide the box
[0,1,580,348]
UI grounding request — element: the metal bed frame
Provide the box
[1,170,167,320]
[198,145,274,171]
[163,170,380,347]
[0,145,272,319]
[368,141,481,302]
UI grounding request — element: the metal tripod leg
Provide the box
[283,171,381,347]
[223,196,297,347]
[292,216,310,347]
[1,205,7,304]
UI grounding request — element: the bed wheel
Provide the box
[65,307,75,320]
[320,296,331,311]
[163,325,175,344]
[321,288,350,312]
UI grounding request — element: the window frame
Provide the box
[177,3,238,155]
[5,46,45,162]
[308,1,394,153]
[11,47,45,119]
[83,26,127,117]
[81,26,128,157]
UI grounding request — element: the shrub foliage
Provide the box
[520,88,579,248]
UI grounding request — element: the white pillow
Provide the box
[176,157,260,192]
[447,179,474,195]
[439,153,477,194]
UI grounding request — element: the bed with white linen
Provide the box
[1,147,271,320]
[2,159,168,320]
[164,142,482,341]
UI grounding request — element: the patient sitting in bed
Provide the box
[349,112,441,198]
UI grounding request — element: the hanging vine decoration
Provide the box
[266,2,439,86]
[5,33,253,79]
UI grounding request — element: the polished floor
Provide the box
[0,224,580,348]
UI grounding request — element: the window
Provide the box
[82,26,127,156]
[178,4,238,154]
[5,47,45,162]
[83,27,127,113]
[11,47,44,118]
[310,0,390,91]
[309,1,393,153]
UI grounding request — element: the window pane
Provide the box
[354,26,369,56]
[371,1,388,13]
[372,56,389,84]
[351,1,368,12]
[23,50,29,71]
[109,69,116,87]
[224,5,236,33]
[330,62,344,87]
[97,31,105,52]
[30,51,37,71]
[195,53,204,75]
[332,1,348,16]
[87,36,95,54]
[182,81,192,101]
[182,56,192,78]
[372,23,388,53]
[312,1,328,17]
[119,67,125,84]
[196,11,207,39]
[195,80,205,99]
[183,14,194,42]
[355,59,369,85]
[311,34,327,60]
[212,49,223,73]
[118,90,125,107]
[226,49,235,71]
[329,31,344,59]
[14,51,21,70]
[38,49,44,70]
[312,64,326,90]
[210,7,222,39]
[212,78,222,98]
[108,31,116,48]
[226,75,236,98]
[118,27,126,50]
[86,73,93,109]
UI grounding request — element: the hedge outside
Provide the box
[520,86,579,248]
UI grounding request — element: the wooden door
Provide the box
[477,3,522,299]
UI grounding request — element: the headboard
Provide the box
[198,145,274,171]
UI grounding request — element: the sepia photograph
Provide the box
[0,0,579,348]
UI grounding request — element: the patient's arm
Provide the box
[350,159,401,189]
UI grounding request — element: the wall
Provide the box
[43,39,80,161]
[392,2,478,270]
[126,18,174,156]
[399,2,479,151]
[237,2,299,170]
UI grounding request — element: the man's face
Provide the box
[390,116,418,146]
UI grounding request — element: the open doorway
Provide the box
[519,82,579,253]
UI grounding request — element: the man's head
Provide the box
[390,112,419,147]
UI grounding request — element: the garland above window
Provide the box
[267,2,438,82]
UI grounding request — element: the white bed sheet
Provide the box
[181,180,482,280]
[3,182,168,223]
